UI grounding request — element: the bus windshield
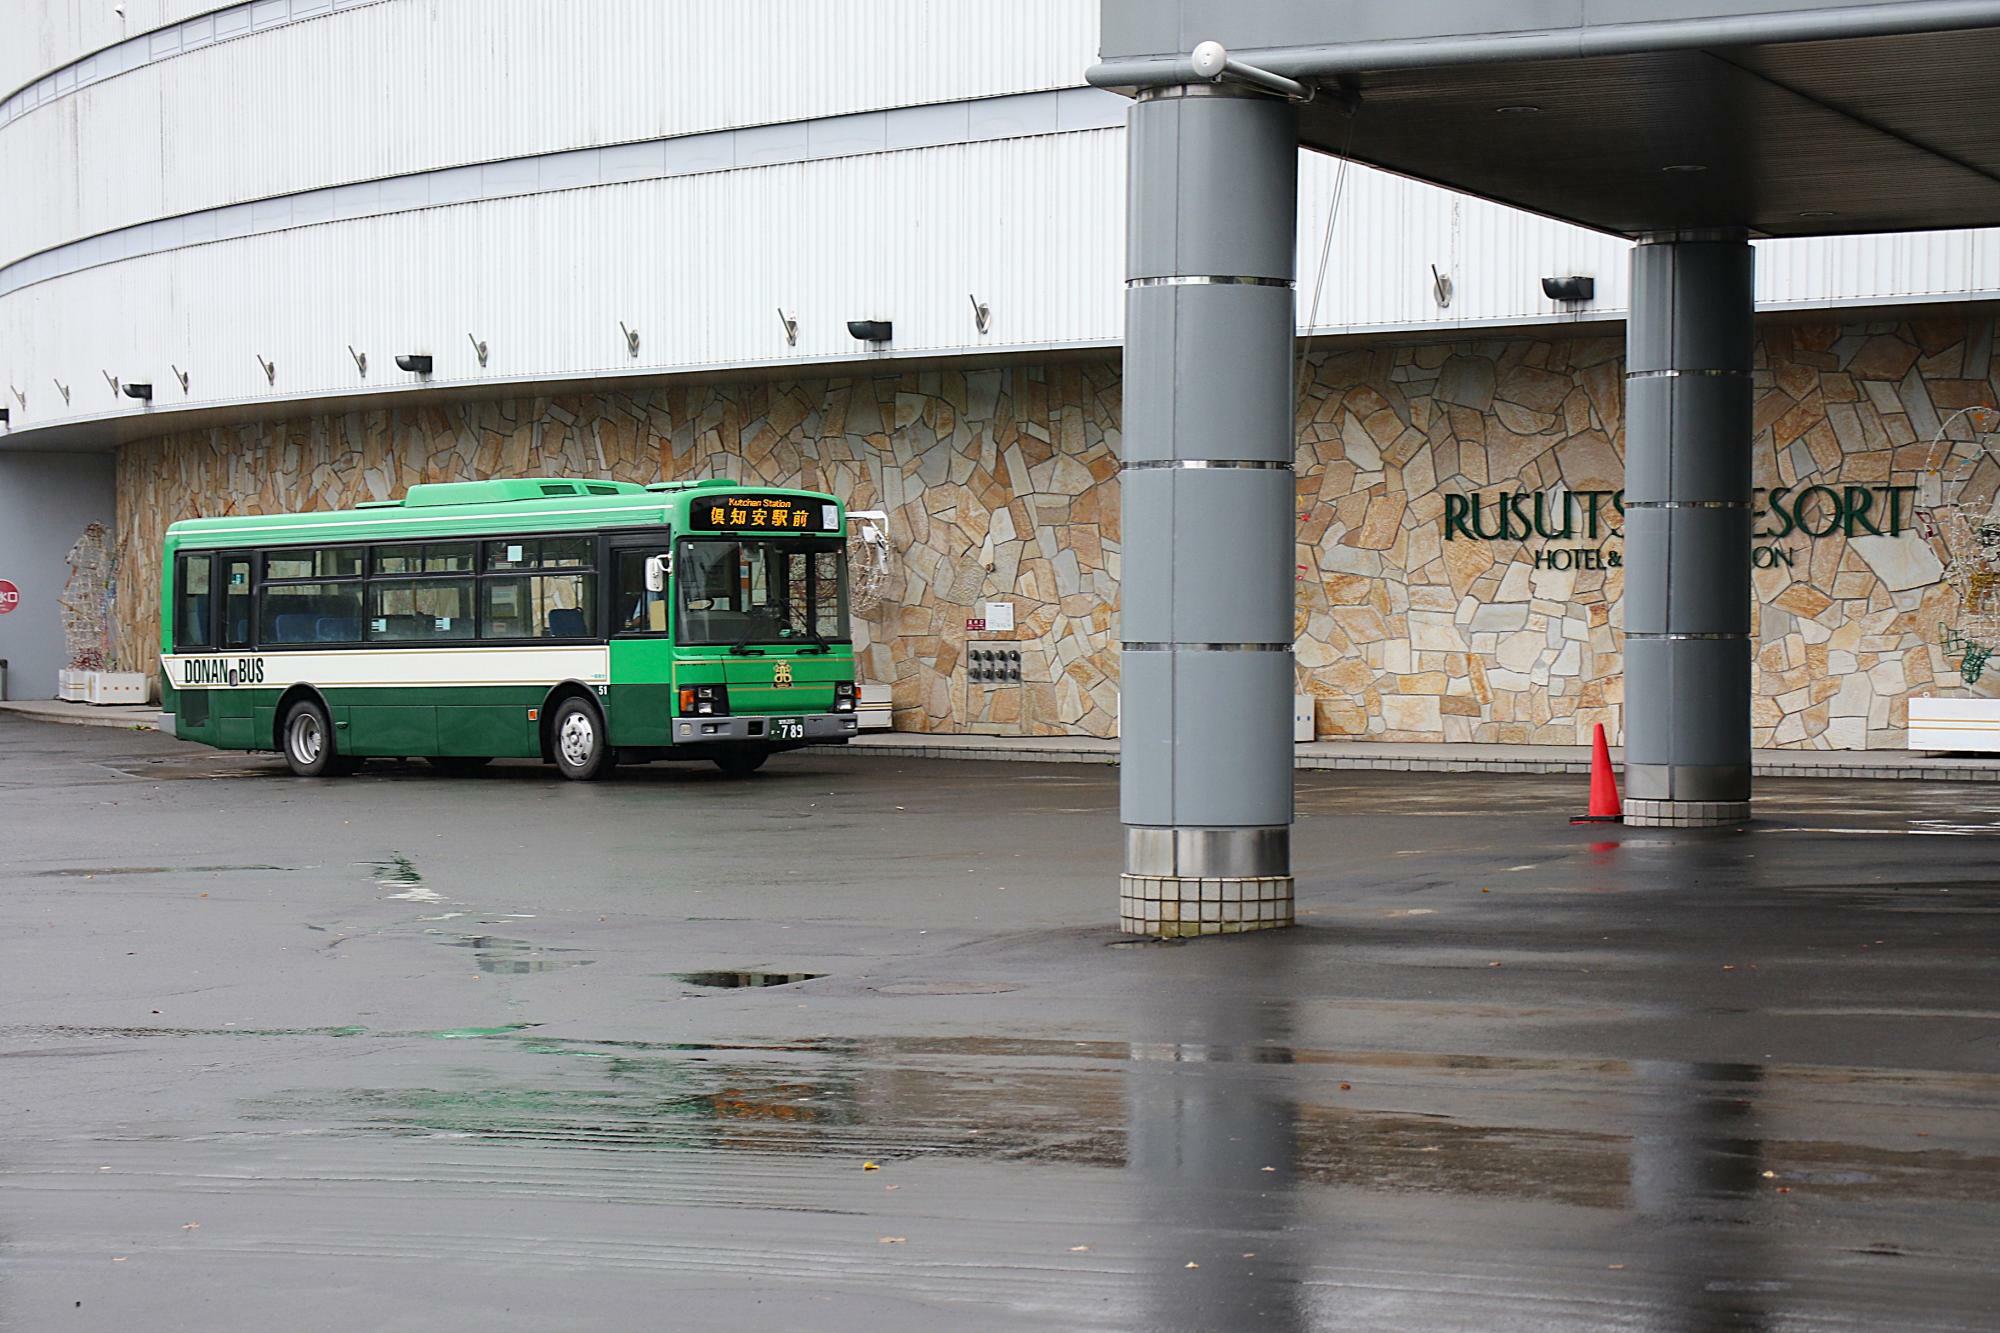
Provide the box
[677,536,849,647]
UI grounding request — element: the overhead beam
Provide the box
[1088,0,2000,88]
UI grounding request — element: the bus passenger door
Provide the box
[606,540,674,747]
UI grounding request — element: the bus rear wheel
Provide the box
[281,699,349,778]
[551,698,614,781]
[712,750,769,778]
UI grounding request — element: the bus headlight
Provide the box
[678,684,729,716]
[832,681,857,713]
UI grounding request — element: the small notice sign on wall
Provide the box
[982,601,1014,632]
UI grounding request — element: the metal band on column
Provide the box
[1622,234,1755,828]
[1118,84,1299,934]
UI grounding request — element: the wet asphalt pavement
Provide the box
[1,714,1997,1331]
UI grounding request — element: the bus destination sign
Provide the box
[689,494,840,533]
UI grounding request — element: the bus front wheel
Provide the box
[712,750,769,778]
[551,698,614,781]
[281,699,351,778]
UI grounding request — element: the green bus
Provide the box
[160,478,859,778]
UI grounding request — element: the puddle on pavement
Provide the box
[20,1020,1996,1212]
[3,1022,541,1041]
[225,1040,2000,1214]
[36,864,287,877]
[441,935,594,974]
[366,852,444,902]
[675,969,825,989]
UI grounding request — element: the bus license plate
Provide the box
[773,718,805,741]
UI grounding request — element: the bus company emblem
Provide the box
[772,661,793,688]
[180,656,266,688]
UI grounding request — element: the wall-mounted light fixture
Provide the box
[394,353,433,375]
[620,322,640,357]
[467,334,488,367]
[847,319,893,343]
[0,407,10,425]
[1541,275,1595,303]
[969,295,991,334]
[121,382,153,401]
[777,309,798,347]
[256,354,276,385]
[347,345,368,377]
[1430,264,1454,309]
[171,364,189,393]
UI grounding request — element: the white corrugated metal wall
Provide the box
[0,0,1098,265]
[8,0,2000,445]
[0,132,1127,421]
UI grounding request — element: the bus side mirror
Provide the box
[645,554,670,593]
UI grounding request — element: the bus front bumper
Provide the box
[672,712,860,744]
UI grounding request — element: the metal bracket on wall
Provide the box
[256,354,276,385]
[101,369,120,396]
[777,308,798,347]
[171,364,189,393]
[467,333,489,367]
[9,385,23,410]
[52,378,68,405]
[1431,264,1454,309]
[620,322,640,357]
[347,345,367,377]
[969,294,991,334]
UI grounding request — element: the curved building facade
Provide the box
[3,0,1996,750]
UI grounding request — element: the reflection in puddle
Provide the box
[367,852,442,903]
[195,1027,2000,1226]
[441,935,594,974]
[675,970,825,989]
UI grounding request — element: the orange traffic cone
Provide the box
[1571,723,1623,824]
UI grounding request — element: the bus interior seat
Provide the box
[547,608,588,638]
[272,613,315,643]
[184,594,210,641]
[377,614,428,640]
[315,616,358,642]
[230,617,250,644]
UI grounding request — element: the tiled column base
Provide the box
[1119,875,1295,937]
[1623,798,1751,828]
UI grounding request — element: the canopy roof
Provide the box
[1092,1,2000,238]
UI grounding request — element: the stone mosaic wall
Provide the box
[1286,317,1993,749]
[113,315,1998,748]
[115,364,1125,736]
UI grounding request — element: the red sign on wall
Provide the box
[0,579,17,613]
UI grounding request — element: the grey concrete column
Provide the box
[1622,234,1755,827]
[1118,86,1298,934]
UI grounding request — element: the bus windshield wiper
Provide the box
[797,623,832,655]
[728,626,765,656]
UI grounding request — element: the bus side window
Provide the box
[221,557,253,648]
[178,554,215,650]
[615,550,668,633]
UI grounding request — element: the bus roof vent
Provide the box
[399,479,648,507]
